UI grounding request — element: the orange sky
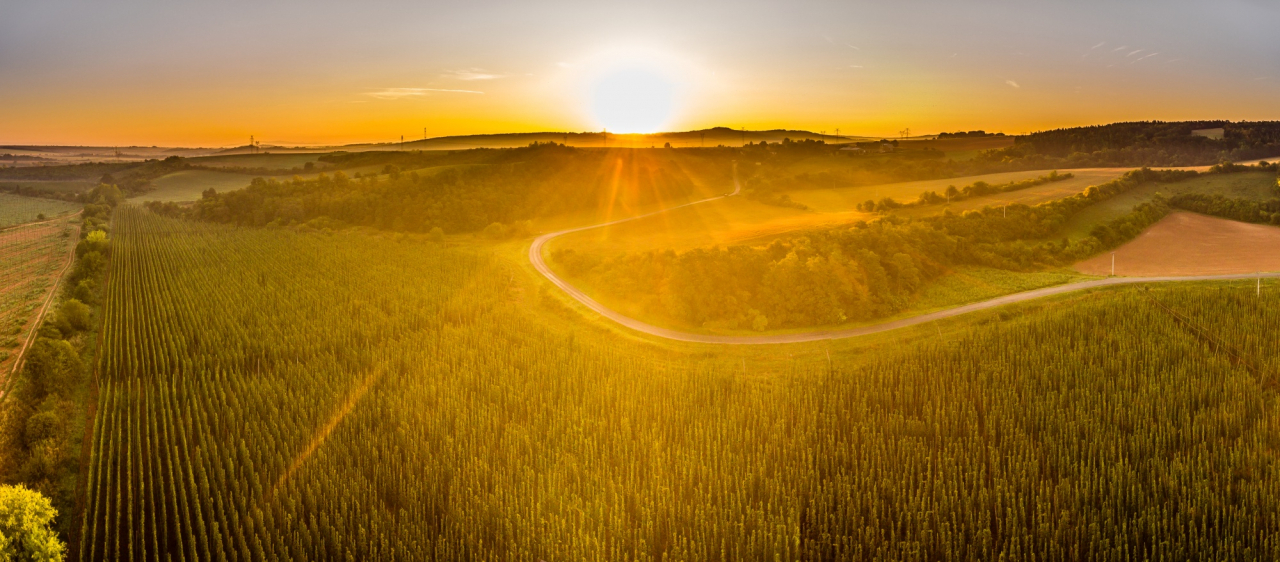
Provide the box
[3,1,1278,147]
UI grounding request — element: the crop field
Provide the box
[0,193,81,228]
[1053,170,1278,241]
[0,215,78,378]
[74,206,1280,560]
[1076,211,1280,276]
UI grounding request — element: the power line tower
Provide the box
[400,135,404,151]
[423,127,427,141]
[835,128,840,143]
[899,128,911,140]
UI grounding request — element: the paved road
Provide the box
[529,166,1279,345]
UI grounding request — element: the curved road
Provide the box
[530,166,1280,345]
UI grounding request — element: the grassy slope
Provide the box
[1053,170,1277,240]
[134,170,254,203]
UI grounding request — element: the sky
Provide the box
[2,0,1278,147]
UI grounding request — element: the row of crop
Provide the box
[80,206,1280,560]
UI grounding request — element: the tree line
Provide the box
[148,144,724,235]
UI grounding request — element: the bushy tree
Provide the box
[0,485,65,562]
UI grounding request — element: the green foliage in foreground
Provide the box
[79,206,1280,560]
[0,484,65,561]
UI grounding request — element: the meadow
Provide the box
[76,206,1280,560]
[0,193,81,228]
[0,215,79,379]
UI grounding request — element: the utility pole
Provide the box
[400,135,404,151]
[424,127,427,141]
[250,135,254,154]
[835,128,840,143]
[1111,252,1115,276]
[1258,273,1262,297]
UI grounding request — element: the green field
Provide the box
[0,193,80,227]
[1054,170,1278,240]
[133,170,255,202]
[73,206,1280,559]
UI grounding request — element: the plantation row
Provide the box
[81,206,1280,560]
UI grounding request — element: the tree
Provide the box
[59,300,91,332]
[0,485,66,562]
[428,227,445,243]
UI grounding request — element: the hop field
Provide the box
[79,206,1280,560]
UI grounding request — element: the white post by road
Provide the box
[1111,252,1115,276]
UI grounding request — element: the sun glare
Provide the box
[590,63,677,134]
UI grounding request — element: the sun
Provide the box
[589,63,677,134]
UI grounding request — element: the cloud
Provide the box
[845,43,860,50]
[1127,49,1144,57]
[848,65,864,68]
[1091,41,1106,49]
[1112,45,1128,52]
[366,88,484,100]
[1005,79,1020,88]
[444,68,503,81]
[1131,52,1159,64]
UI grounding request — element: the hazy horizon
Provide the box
[4,0,1278,146]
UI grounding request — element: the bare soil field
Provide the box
[1076,211,1280,276]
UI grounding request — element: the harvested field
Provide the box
[1076,211,1280,276]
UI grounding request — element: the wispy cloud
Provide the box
[848,65,864,68]
[1006,79,1020,89]
[1112,45,1128,52]
[845,43,860,50]
[1091,41,1106,49]
[444,68,503,81]
[1127,49,1144,57]
[1131,52,1159,64]
[366,87,484,100]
